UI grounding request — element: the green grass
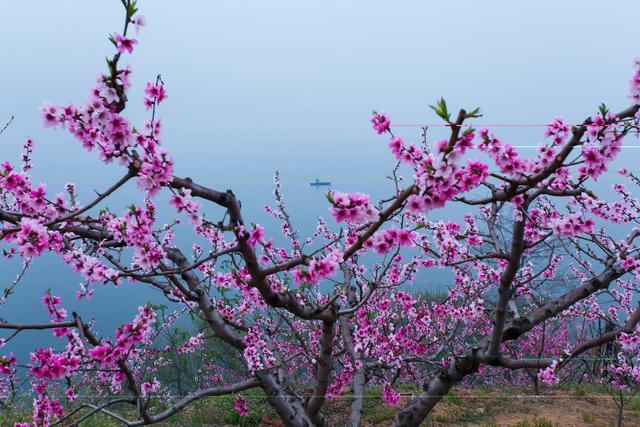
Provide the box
[567,382,609,396]
[2,383,637,426]
[443,392,462,406]
[510,418,558,427]
[362,388,399,424]
[581,411,595,423]
[627,395,640,412]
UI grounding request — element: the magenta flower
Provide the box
[246,224,265,247]
[132,15,146,34]
[16,218,50,257]
[382,382,401,406]
[114,34,137,54]
[234,395,249,417]
[144,82,168,110]
[511,194,525,207]
[329,191,378,224]
[538,360,560,385]
[39,101,62,128]
[371,113,391,134]
[141,378,159,396]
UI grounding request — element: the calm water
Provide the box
[1,0,639,359]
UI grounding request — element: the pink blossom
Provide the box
[511,194,525,207]
[620,328,640,352]
[630,57,640,105]
[0,353,17,376]
[538,360,560,385]
[382,382,401,406]
[65,388,77,402]
[234,395,249,417]
[141,378,160,396]
[621,256,638,271]
[329,191,378,223]
[132,15,146,34]
[246,225,265,247]
[114,34,137,54]
[389,137,404,159]
[144,82,168,110]
[371,113,391,134]
[15,218,50,257]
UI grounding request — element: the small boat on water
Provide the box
[310,178,331,187]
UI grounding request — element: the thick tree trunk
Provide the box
[306,320,335,425]
[391,358,475,427]
[616,392,625,427]
[258,372,314,427]
[532,375,540,396]
[346,363,366,427]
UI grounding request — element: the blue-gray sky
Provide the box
[1,1,639,353]
[2,1,639,195]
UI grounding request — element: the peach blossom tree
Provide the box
[1,2,640,426]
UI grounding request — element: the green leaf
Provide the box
[598,103,609,116]
[464,107,482,119]
[429,98,451,123]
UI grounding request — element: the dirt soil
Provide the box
[256,388,640,427]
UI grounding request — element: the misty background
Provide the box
[1,0,639,357]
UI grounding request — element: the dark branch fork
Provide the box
[390,104,640,427]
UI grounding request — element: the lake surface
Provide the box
[2,0,639,361]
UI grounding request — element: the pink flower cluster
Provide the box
[620,256,639,272]
[32,389,64,427]
[620,327,640,352]
[169,188,201,224]
[371,113,391,134]
[246,224,265,247]
[630,58,640,105]
[141,378,160,396]
[89,306,156,368]
[544,117,570,146]
[292,254,339,285]
[381,382,401,406]
[364,227,416,254]
[478,129,546,177]
[538,359,560,385]
[38,69,173,196]
[243,328,276,373]
[329,192,379,223]
[105,202,166,270]
[234,395,249,417]
[62,251,119,285]
[550,213,595,237]
[418,157,488,211]
[0,161,72,226]
[176,333,205,354]
[15,218,57,257]
[384,128,489,213]
[28,348,80,380]
[42,293,69,338]
[144,82,168,110]
[0,354,17,376]
[114,34,137,53]
[542,255,563,279]
[576,113,623,180]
